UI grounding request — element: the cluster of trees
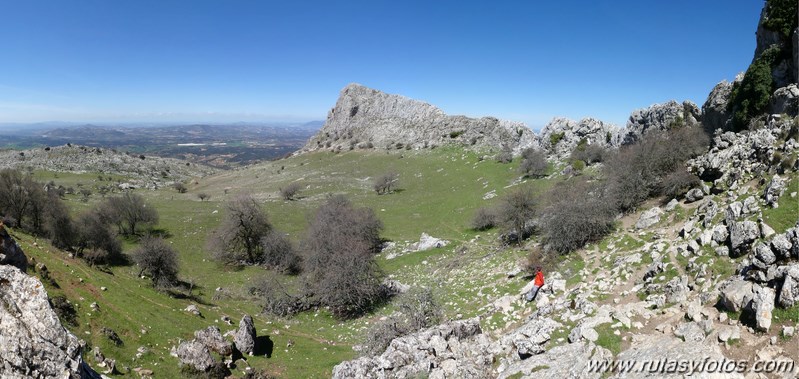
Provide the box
[211,194,386,319]
[0,169,173,286]
[473,124,710,254]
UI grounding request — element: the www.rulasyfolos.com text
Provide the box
[587,357,795,375]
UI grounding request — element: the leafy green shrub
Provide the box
[728,46,783,131]
[549,132,565,145]
[763,0,799,39]
[449,130,464,138]
[571,159,586,172]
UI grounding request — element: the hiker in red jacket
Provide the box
[525,266,545,302]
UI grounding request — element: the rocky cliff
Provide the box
[299,83,537,155]
[0,230,99,378]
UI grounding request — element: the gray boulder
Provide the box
[234,315,256,355]
[771,233,793,258]
[684,188,704,203]
[751,285,775,332]
[712,224,729,245]
[173,340,215,372]
[754,242,776,266]
[0,264,99,378]
[729,221,759,253]
[510,317,561,357]
[673,322,705,342]
[635,207,663,230]
[718,278,754,312]
[194,326,232,356]
[763,174,786,208]
[664,276,689,304]
[771,84,799,116]
[778,266,799,308]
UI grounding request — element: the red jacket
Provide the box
[534,271,544,287]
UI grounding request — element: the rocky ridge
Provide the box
[300,83,711,160]
[0,145,218,190]
[299,83,538,155]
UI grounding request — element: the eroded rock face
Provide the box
[537,117,621,159]
[614,335,745,379]
[301,83,537,155]
[702,80,733,133]
[234,315,256,356]
[0,265,99,378]
[623,100,701,145]
[771,84,799,116]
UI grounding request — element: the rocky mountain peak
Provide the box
[299,83,537,154]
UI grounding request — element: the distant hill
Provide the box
[0,123,321,167]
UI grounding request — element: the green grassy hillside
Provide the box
[23,147,561,378]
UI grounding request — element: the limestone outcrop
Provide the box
[622,100,701,144]
[300,83,537,155]
[0,264,99,378]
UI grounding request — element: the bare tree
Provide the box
[279,182,302,201]
[497,187,538,244]
[131,237,179,288]
[302,195,385,319]
[518,148,548,178]
[207,194,271,265]
[197,193,210,201]
[373,172,399,195]
[99,192,159,236]
[173,183,187,193]
[75,211,123,265]
[44,193,76,250]
[261,230,301,274]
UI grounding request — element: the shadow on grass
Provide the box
[255,335,274,358]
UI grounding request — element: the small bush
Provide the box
[253,273,306,318]
[373,172,399,195]
[49,295,78,327]
[658,169,701,199]
[571,144,607,165]
[495,150,513,163]
[549,132,565,145]
[279,182,302,201]
[518,148,548,178]
[449,130,464,138]
[131,237,179,288]
[571,159,586,172]
[261,230,302,275]
[197,193,210,201]
[471,207,497,231]
[539,181,615,254]
[174,183,188,193]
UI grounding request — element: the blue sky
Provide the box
[0,0,763,128]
